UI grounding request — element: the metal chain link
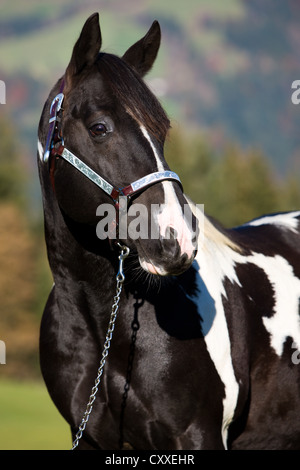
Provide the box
[71,244,130,450]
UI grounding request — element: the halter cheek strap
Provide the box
[52,144,181,203]
[44,91,64,164]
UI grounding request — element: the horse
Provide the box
[38,13,300,450]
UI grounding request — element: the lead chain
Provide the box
[71,244,130,450]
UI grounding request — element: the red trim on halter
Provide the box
[49,155,57,193]
[52,144,65,158]
[121,184,134,197]
[110,188,120,202]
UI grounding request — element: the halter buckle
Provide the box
[50,93,64,116]
[43,92,65,163]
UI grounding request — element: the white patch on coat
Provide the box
[249,253,300,355]
[187,201,300,448]
[139,126,195,270]
[190,240,241,448]
[243,211,300,233]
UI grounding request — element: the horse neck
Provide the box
[41,179,117,295]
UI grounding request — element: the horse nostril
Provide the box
[165,226,178,240]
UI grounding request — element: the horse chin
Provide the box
[139,258,168,276]
[139,254,195,277]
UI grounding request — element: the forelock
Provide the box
[96,53,170,145]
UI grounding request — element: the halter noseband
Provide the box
[43,79,182,240]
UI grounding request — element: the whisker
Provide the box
[123,252,162,293]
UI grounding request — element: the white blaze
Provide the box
[139,126,195,262]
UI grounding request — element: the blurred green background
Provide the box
[0,380,70,450]
[1,0,300,450]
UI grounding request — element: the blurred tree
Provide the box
[0,113,43,377]
[0,114,26,205]
[0,203,39,378]
[165,128,299,227]
[280,174,300,211]
[209,146,280,226]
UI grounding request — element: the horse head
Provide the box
[38,13,197,276]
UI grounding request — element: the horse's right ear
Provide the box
[122,21,161,76]
[65,13,101,82]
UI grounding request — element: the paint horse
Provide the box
[38,13,300,449]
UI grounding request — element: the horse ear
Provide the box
[66,13,101,80]
[122,21,161,76]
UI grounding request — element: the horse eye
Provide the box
[89,123,108,138]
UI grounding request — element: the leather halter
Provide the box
[43,79,182,239]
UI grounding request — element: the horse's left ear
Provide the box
[122,21,161,76]
[65,13,102,82]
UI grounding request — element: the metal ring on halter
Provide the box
[116,244,130,282]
